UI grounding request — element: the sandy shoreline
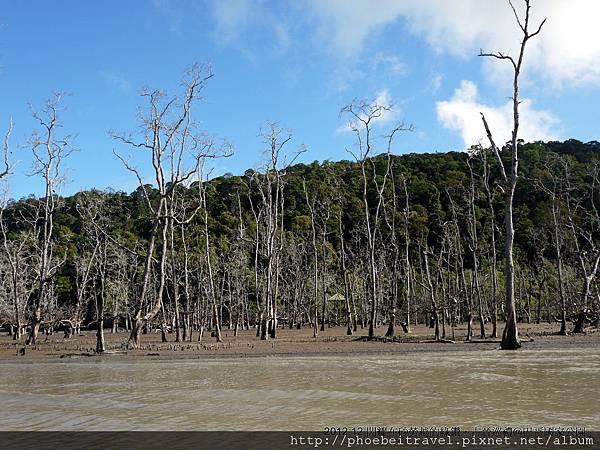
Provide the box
[1,323,598,364]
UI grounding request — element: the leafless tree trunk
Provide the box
[564,162,600,333]
[423,243,440,341]
[113,65,223,348]
[199,162,222,343]
[480,0,546,349]
[536,154,570,334]
[402,178,413,333]
[552,198,568,335]
[341,99,410,337]
[466,157,486,338]
[336,189,353,335]
[304,179,320,338]
[254,124,303,340]
[26,93,72,345]
[95,240,108,353]
[481,151,499,337]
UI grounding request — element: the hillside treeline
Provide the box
[1,126,599,348]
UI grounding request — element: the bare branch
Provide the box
[0,118,12,180]
[112,149,156,214]
[480,112,508,183]
[478,50,517,71]
[528,17,547,39]
[508,0,526,33]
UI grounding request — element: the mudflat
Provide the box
[1,323,598,363]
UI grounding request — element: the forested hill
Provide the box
[1,138,599,332]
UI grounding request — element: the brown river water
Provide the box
[0,348,598,430]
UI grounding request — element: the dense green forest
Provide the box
[2,133,599,348]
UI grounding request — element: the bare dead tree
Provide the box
[0,221,33,340]
[304,178,320,338]
[107,245,131,334]
[564,161,600,333]
[198,161,223,343]
[253,123,304,339]
[168,163,205,342]
[341,98,411,337]
[77,191,116,352]
[333,175,354,335]
[0,119,12,180]
[318,199,331,332]
[401,178,413,333]
[446,189,472,340]
[422,240,440,341]
[71,234,98,337]
[26,93,73,345]
[536,154,569,334]
[479,0,546,349]
[246,184,264,336]
[0,121,16,335]
[466,155,486,338]
[0,120,28,339]
[382,160,399,338]
[112,64,219,348]
[481,149,500,338]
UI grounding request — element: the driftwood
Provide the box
[353,335,402,343]
[102,349,127,355]
[59,352,94,358]
[352,335,455,344]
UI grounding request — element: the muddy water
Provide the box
[0,348,598,430]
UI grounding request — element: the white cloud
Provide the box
[210,0,290,54]
[307,0,600,87]
[371,90,398,125]
[207,1,600,89]
[307,0,406,59]
[428,74,443,94]
[436,80,559,148]
[102,72,132,94]
[211,0,252,45]
[373,53,407,76]
[336,89,399,134]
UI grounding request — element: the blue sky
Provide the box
[1,0,599,199]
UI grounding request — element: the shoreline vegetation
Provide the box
[2,324,598,363]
